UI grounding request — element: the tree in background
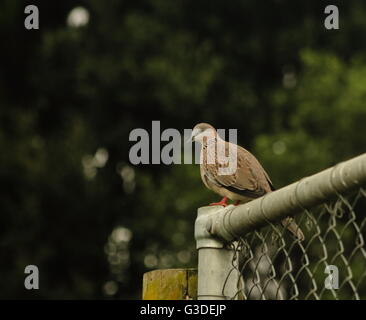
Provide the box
[0,0,365,299]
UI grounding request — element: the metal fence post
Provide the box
[195,206,240,300]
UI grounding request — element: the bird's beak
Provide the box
[186,128,200,144]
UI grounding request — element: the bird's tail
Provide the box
[281,217,305,241]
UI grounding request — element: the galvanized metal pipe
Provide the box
[195,206,240,300]
[209,152,366,243]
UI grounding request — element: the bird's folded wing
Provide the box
[209,145,271,197]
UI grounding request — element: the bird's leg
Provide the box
[209,197,228,207]
[234,200,241,206]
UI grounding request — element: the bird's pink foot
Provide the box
[209,197,228,207]
[234,200,241,206]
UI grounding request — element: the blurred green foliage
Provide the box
[0,0,365,299]
[256,49,366,185]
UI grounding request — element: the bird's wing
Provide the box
[200,162,212,190]
[207,143,272,197]
[263,167,275,191]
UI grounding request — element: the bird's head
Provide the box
[189,123,216,143]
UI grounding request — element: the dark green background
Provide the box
[1,0,365,299]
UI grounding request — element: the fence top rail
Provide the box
[207,152,366,243]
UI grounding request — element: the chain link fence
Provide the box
[196,153,366,300]
[225,188,366,300]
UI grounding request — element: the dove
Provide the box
[190,123,304,241]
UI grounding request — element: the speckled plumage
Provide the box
[193,123,304,241]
